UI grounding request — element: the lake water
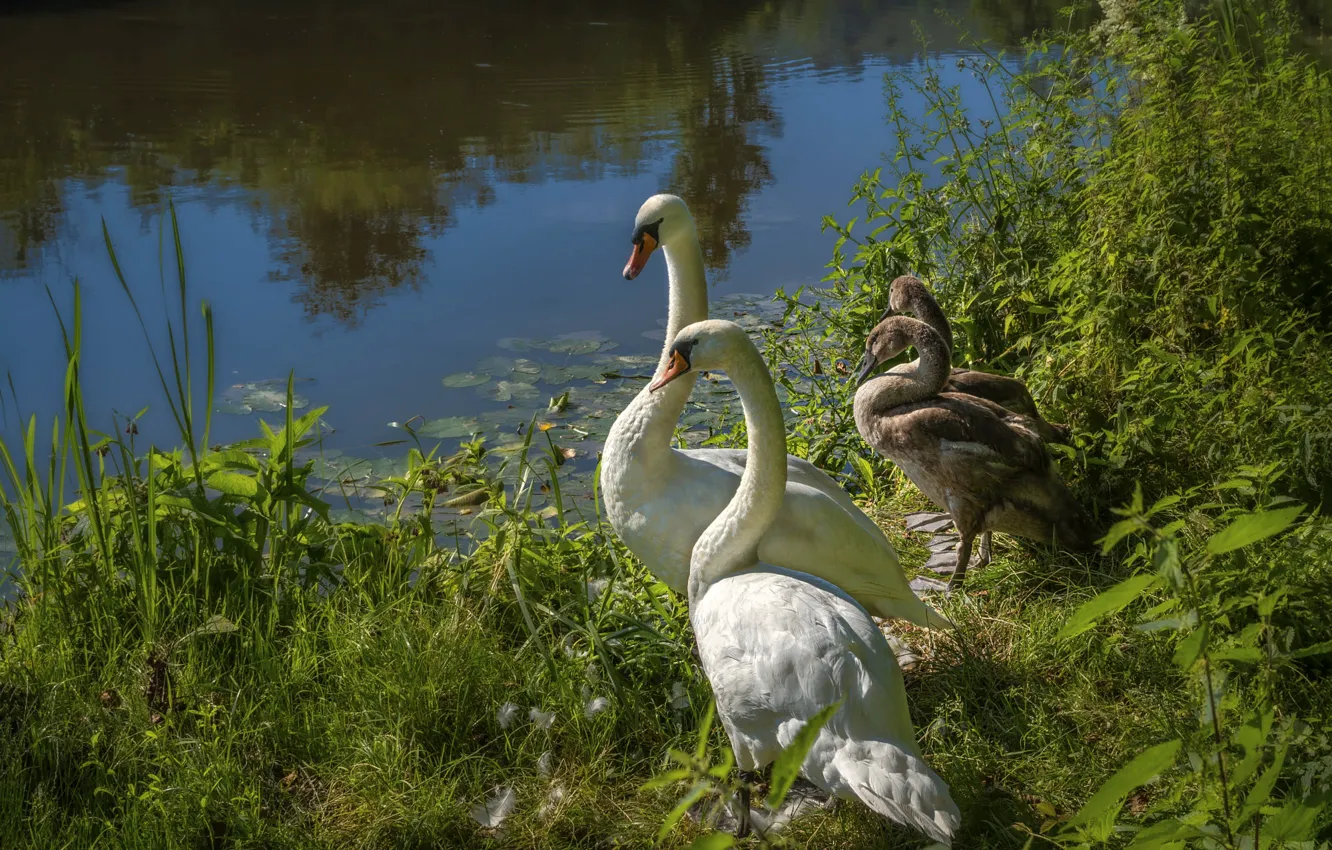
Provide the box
[0,0,1063,525]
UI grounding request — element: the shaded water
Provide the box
[0,0,1068,527]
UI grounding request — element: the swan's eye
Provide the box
[632,217,664,246]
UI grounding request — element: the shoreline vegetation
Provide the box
[3,0,1332,847]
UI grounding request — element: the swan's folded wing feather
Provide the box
[698,569,919,752]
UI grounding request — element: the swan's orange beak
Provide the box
[623,232,658,280]
[649,349,690,392]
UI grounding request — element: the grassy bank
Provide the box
[4,0,1332,847]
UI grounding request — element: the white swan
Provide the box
[601,194,950,629]
[652,320,961,844]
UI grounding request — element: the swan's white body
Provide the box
[600,195,949,629]
[673,321,960,845]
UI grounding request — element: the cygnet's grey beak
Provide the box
[877,305,895,322]
[854,351,879,387]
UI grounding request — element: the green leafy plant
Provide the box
[1045,473,1330,848]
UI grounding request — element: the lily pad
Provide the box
[478,407,538,429]
[548,337,603,355]
[442,371,491,388]
[542,364,612,384]
[242,387,309,413]
[418,416,483,439]
[214,398,253,416]
[511,358,542,376]
[483,380,540,402]
[497,337,538,352]
[217,380,311,414]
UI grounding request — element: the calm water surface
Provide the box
[0,0,1059,499]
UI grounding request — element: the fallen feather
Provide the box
[469,785,517,828]
[497,702,521,730]
[529,707,556,730]
[584,696,610,719]
[539,783,566,821]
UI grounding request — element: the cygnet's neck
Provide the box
[854,319,952,426]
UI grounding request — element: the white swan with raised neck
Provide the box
[598,194,949,629]
[654,319,960,844]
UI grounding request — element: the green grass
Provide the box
[4,0,1332,847]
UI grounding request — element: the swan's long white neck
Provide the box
[687,338,787,605]
[604,230,709,472]
[658,233,709,374]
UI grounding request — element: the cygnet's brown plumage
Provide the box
[853,316,1095,588]
[883,275,1071,445]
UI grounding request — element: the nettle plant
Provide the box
[1042,467,1332,849]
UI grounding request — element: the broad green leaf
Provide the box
[1126,819,1201,849]
[1237,742,1287,823]
[768,701,840,809]
[1291,639,1332,659]
[208,471,259,498]
[1060,574,1161,639]
[1209,646,1262,663]
[657,782,708,842]
[686,834,736,850]
[639,767,691,791]
[694,701,717,760]
[1172,625,1207,670]
[1099,518,1142,554]
[1205,505,1304,554]
[1066,739,1181,836]
[1262,794,1327,842]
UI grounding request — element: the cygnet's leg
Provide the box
[948,533,974,590]
[976,531,993,567]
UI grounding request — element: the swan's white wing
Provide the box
[677,449,947,628]
[695,567,960,844]
[685,448,886,540]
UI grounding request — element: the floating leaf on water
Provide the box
[542,364,611,384]
[476,355,518,375]
[483,380,539,402]
[593,352,657,372]
[497,337,538,352]
[477,407,535,429]
[441,371,490,388]
[214,398,253,416]
[681,410,719,428]
[418,416,482,439]
[242,387,309,413]
[641,329,666,341]
[511,358,542,376]
[548,337,603,355]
